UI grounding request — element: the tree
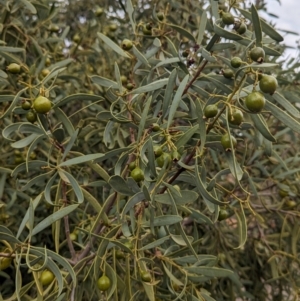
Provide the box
[0,0,300,300]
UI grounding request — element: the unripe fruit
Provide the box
[109,24,117,32]
[140,270,151,282]
[22,100,31,110]
[14,156,24,165]
[121,39,133,51]
[235,22,247,34]
[115,249,125,259]
[222,69,234,79]
[156,152,172,168]
[145,23,153,31]
[97,275,111,291]
[152,123,160,131]
[120,75,128,85]
[153,145,163,157]
[0,255,12,270]
[279,189,289,198]
[126,83,134,90]
[69,232,77,241]
[218,209,230,221]
[204,104,218,118]
[95,7,103,17]
[245,92,265,113]
[45,57,51,67]
[142,25,152,36]
[157,12,165,21]
[250,47,265,63]
[230,57,242,68]
[171,150,181,161]
[128,162,137,171]
[33,96,52,114]
[40,270,55,286]
[259,75,278,95]
[182,49,190,58]
[130,167,144,182]
[221,12,235,25]
[73,34,80,43]
[285,200,297,209]
[48,24,60,33]
[41,69,50,77]
[228,108,244,126]
[7,63,21,74]
[221,133,237,150]
[26,111,37,123]
[123,241,133,250]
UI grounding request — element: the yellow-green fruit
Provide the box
[156,152,172,168]
[115,249,125,259]
[235,22,247,34]
[142,25,152,35]
[228,109,243,126]
[245,92,265,113]
[95,7,103,17]
[26,111,37,123]
[73,34,80,43]
[171,150,181,161]
[0,255,12,270]
[218,209,230,221]
[45,57,51,67]
[14,156,24,165]
[221,133,237,150]
[123,241,133,250]
[152,123,160,131]
[128,162,137,171]
[153,145,163,157]
[120,75,128,85]
[109,24,117,31]
[221,12,235,25]
[7,63,21,74]
[279,189,289,198]
[69,232,77,241]
[259,75,278,95]
[40,270,55,286]
[41,69,50,77]
[130,167,144,182]
[33,96,52,114]
[223,69,234,79]
[250,47,265,63]
[48,24,60,33]
[97,275,111,291]
[230,57,242,68]
[204,104,218,118]
[285,200,297,209]
[126,83,134,90]
[157,12,165,21]
[121,39,133,51]
[22,100,31,110]
[140,270,151,282]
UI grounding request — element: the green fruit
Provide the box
[204,104,218,118]
[95,7,103,17]
[279,189,289,198]
[45,57,51,67]
[230,57,242,68]
[115,249,125,259]
[120,75,128,85]
[130,167,144,182]
[109,24,117,31]
[22,100,31,110]
[69,232,77,241]
[221,133,237,150]
[41,69,50,77]
[145,23,153,31]
[285,200,297,209]
[26,111,37,123]
[142,25,152,35]
[157,12,165,21]
[40,270,55,286]
[223,69,234,79]
[171,150,181,161]
[218,209,230,221]
[97,275,111,291]
[259,75,278,95]
[245,92,265,113]
[128,162,137,171]
[33,96,52,114]
[250,47,265,63]
[14,156,24,165]
[48,24,60,33]
[182,49,190,58]
[73,34,80,43]
[123,241,133,251]
[228,108,244,126]
[0,255,12,270]
[126,83,134,90]
[7,63,21,74]
[235,22,247,34]
[153,145,163,157]
[221,12,235,25]
[156,152,172,168]
[121,39,133,51]
[140,270,151,282]
[152,123,160,131]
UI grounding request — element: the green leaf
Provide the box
[270,92,300,118]
[53,107,75,137]
[162,68,177,118]
[126,0,136,32]
[250,114,276,142]
[234,203,247,249]
[59,153,105,167]
[137,96,152,140]
[140,236,170,250]
[168,24,196,42]
[213,22,243,41]
[122,191,145,216]
[167,74,189,128]
[32,204,79,236]
[11,133,39,149]
[197,10,207,46]
[185,266,233,278]
[108,175,135,196]
[251,4,262,47]
[154,190,198,205]
[129,78,168,94]
[146,215,182,227]
[97,32,131,58]
[20,0,37,13]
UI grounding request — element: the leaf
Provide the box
[137,96,152,140]
[213,23,243,41]
[122,191,145,216]
[234,203,247,249]
[251,4,262,47]
[168,24,196,42]
[20,0,37,13]
[146,215,182,227]
[197,10,207,46]
[154,190,198,205]
[11,133,39,148]
[224,150,244,181]
[108,175,135,196]
[97,32,130,58]
[167,74,189,128]
[140,236,170,250]
[53,93,102,108]
[175,125,199,148]
[185,266,233,278]
[250,114,276,142]
[270,92,300,118]
[132,45,150,70]
[59,153,105,167]
[129,78,168,94]
[162,68,177,118]
[32,204,79,236]
[126,0,136,32]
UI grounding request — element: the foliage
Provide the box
[0,0,300,300]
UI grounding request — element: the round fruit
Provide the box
[73,34,80,43]
[45,57,51,67]
[221,12,235,25]
[69,232,77,241]
[145,23,153,31]
[41,69,50,77]
[245,92,265,113]
[121,39,133,51]
[221,133,237,150]
[218,209,230,221]
[7,63,21,74]
[120,75,127,85]
[259,75,278,95]
[0,255,12,270]
[250,47,265,63]
[182,49,190,58]
[204,104,218,118]
[14,156,24,165]
[223,69,234,79]
[33,96,52,114]
[40,270,55,286]
[97,275,111,291]
[228,108,244,126]
[95,7,103,17]
[128,162,137,171]
[123,241,133,250]
[140,270,151,282]
[171,150,181,161]
[115,249,125,259]
[109,24,117,31]
[285,200,297,209]
[142,25,152,35]
[156,152,172,168]
[152,123,160,131]
[153,145,163,157]
[26,111,37,123]
[130,167,144,182]
[235,22,247,34]
[230,57,242,68]
[157,12,165,21]
[49,24,60,33]
[279,189,289,198]
[22,100,31,110]
[126,83,134,90]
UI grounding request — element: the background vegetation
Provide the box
[0,0,300,300]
